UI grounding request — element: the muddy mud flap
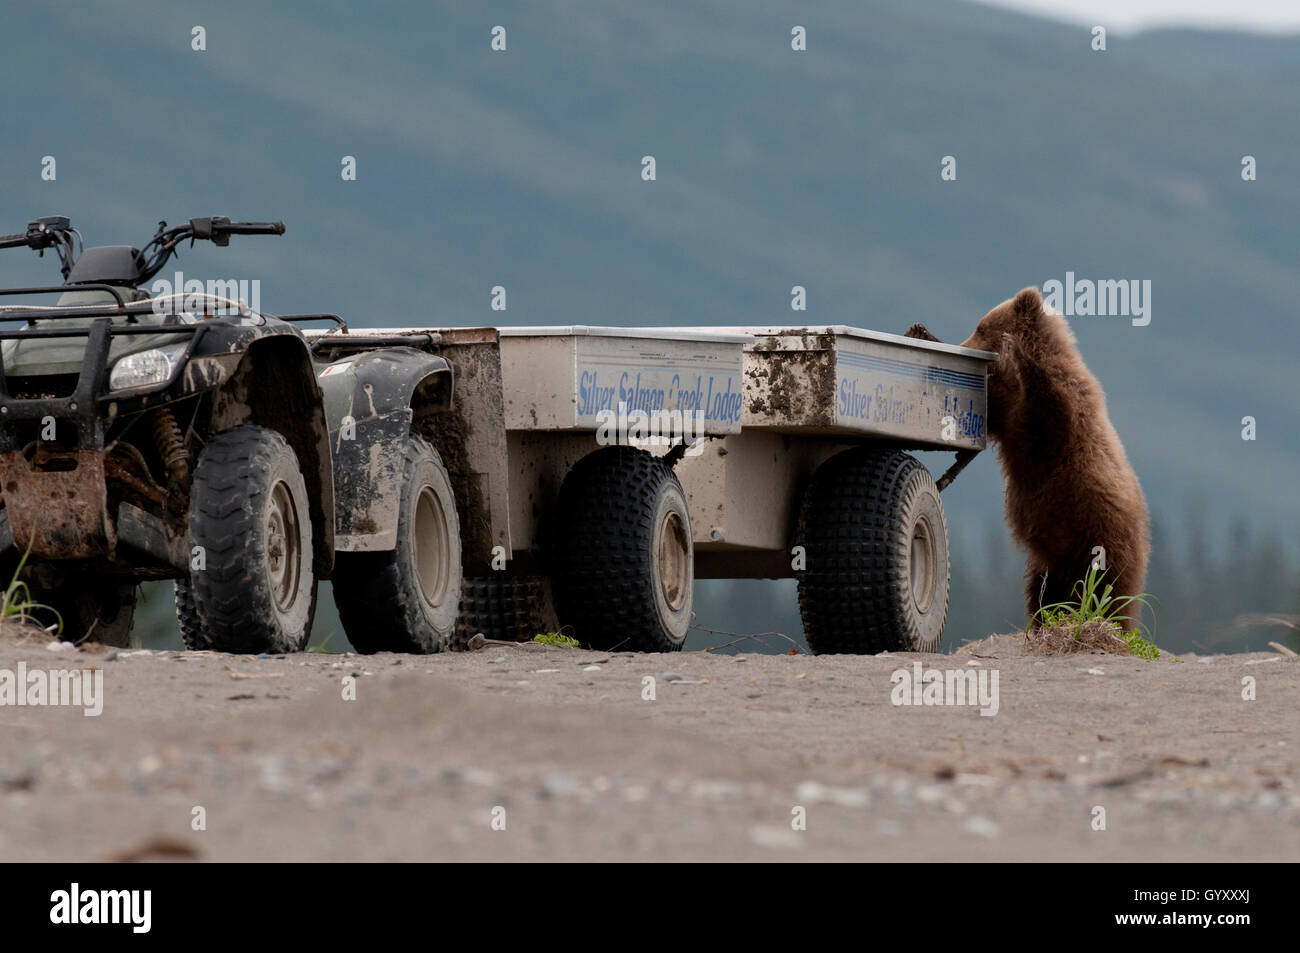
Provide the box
[116,502,189,572]
[331,409,411,551]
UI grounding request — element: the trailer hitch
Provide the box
[936,448,979,492]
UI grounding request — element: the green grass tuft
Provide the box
[532,632,579,647]
[1035,562,1161,659]
[0,541,61,636]
[1120,630,1160,660]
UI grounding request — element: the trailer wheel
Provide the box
[796,448,949,654]
[453,575,547,649]
[334,436,462,654]
[186,425,317,653]
[550,446,693,652]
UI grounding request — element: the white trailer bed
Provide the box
[308,324,995,654]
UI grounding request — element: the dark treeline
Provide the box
[946,505,1300,656]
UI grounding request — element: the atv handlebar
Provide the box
[216,220,285,236]
[187,217,285,244]
[0,217,81,277]
[136,216,286,282]
[2,214,285,286]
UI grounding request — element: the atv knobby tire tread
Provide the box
[42,578,135,648]
[186,425,315,653]
[173,579,210,651]
[334,436,461,654]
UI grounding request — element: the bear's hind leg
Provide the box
[1025,565,1082,629]
[1024,564,1051,629]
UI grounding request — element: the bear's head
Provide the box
[960,286,1070,439]
[960,286,1046,354]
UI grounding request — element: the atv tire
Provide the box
[334,436,462,654]
[185,425,317,653]
[39,577,136,648]
[173,579,209,651]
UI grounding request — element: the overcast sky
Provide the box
[967,0,1300,34]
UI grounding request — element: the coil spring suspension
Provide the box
[151,408,192,492]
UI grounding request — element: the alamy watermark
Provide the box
[50,883,150,933]
[595,401,707,457]
[1042,272,1151,327]
[890,661,999,716]
[149,270,260,315]
[0,663,103,716]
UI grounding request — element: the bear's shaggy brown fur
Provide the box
[959,287,1150,624]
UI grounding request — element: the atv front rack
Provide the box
[0,291,213,451]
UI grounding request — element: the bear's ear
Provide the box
[1011,286,1044,317]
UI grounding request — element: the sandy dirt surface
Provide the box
[0,628,1296,862]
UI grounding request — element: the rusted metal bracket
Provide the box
[0,449,114,558]
[936,448,979,492]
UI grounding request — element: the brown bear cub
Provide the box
[956,287,1150,625]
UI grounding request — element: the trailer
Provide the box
[309,323,995,655]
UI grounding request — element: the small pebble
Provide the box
[749,825,802,849]
[964,817,1000,839]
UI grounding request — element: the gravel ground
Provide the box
[0,628,1296,861]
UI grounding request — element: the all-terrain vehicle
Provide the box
[0,215,463,653]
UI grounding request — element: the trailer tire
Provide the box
[796,448,949,654]
[453,575,547,649]
[550,446,693,652]
[186,425,317,654]
[334,436,462,654]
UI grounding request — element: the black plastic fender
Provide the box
[209,331,336,576]
[322,347,453,554]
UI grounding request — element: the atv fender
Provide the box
[209,334,336,576]
[320,347,453,554]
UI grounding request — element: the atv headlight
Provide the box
[109,343,188,391]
